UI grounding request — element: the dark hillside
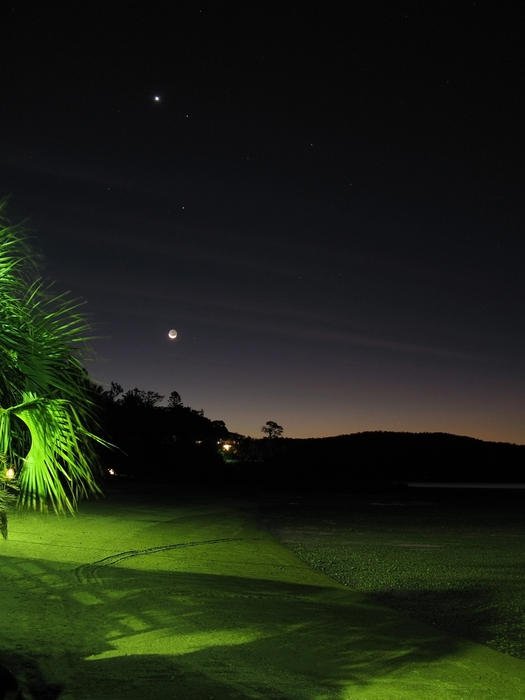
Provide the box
[234,432,525,489]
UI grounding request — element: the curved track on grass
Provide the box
[74,537,251,583]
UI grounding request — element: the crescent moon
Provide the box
[168,329,178,340]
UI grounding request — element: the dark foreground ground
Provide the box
[259,484,525,660]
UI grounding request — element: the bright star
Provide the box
[153,95,161,103]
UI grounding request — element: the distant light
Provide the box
[168,329,178,340]
[108,468,116,476]
[153,95,161,102]
[5,467,15,479]
[222,443,232,452]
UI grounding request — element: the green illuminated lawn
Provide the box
[1,487,525,698]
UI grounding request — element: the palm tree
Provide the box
[0,201,106,514]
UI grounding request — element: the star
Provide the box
[153,95,161,103]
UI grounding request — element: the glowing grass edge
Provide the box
[0,200,107,513]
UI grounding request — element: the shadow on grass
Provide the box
[0,553,468,699]
[374,583,525,658]
[0,652,62,700]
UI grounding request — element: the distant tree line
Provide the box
[89,383,525,491]
[91,382,230,483]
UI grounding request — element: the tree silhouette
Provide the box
[261,420,284,439]
[168,390,182,408]
[119,388,163,409]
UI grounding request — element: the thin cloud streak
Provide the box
[80,280,480,362]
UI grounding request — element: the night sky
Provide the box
[2,3,525,442]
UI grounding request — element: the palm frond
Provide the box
[0,201,109,512]
[4,394,103,513]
